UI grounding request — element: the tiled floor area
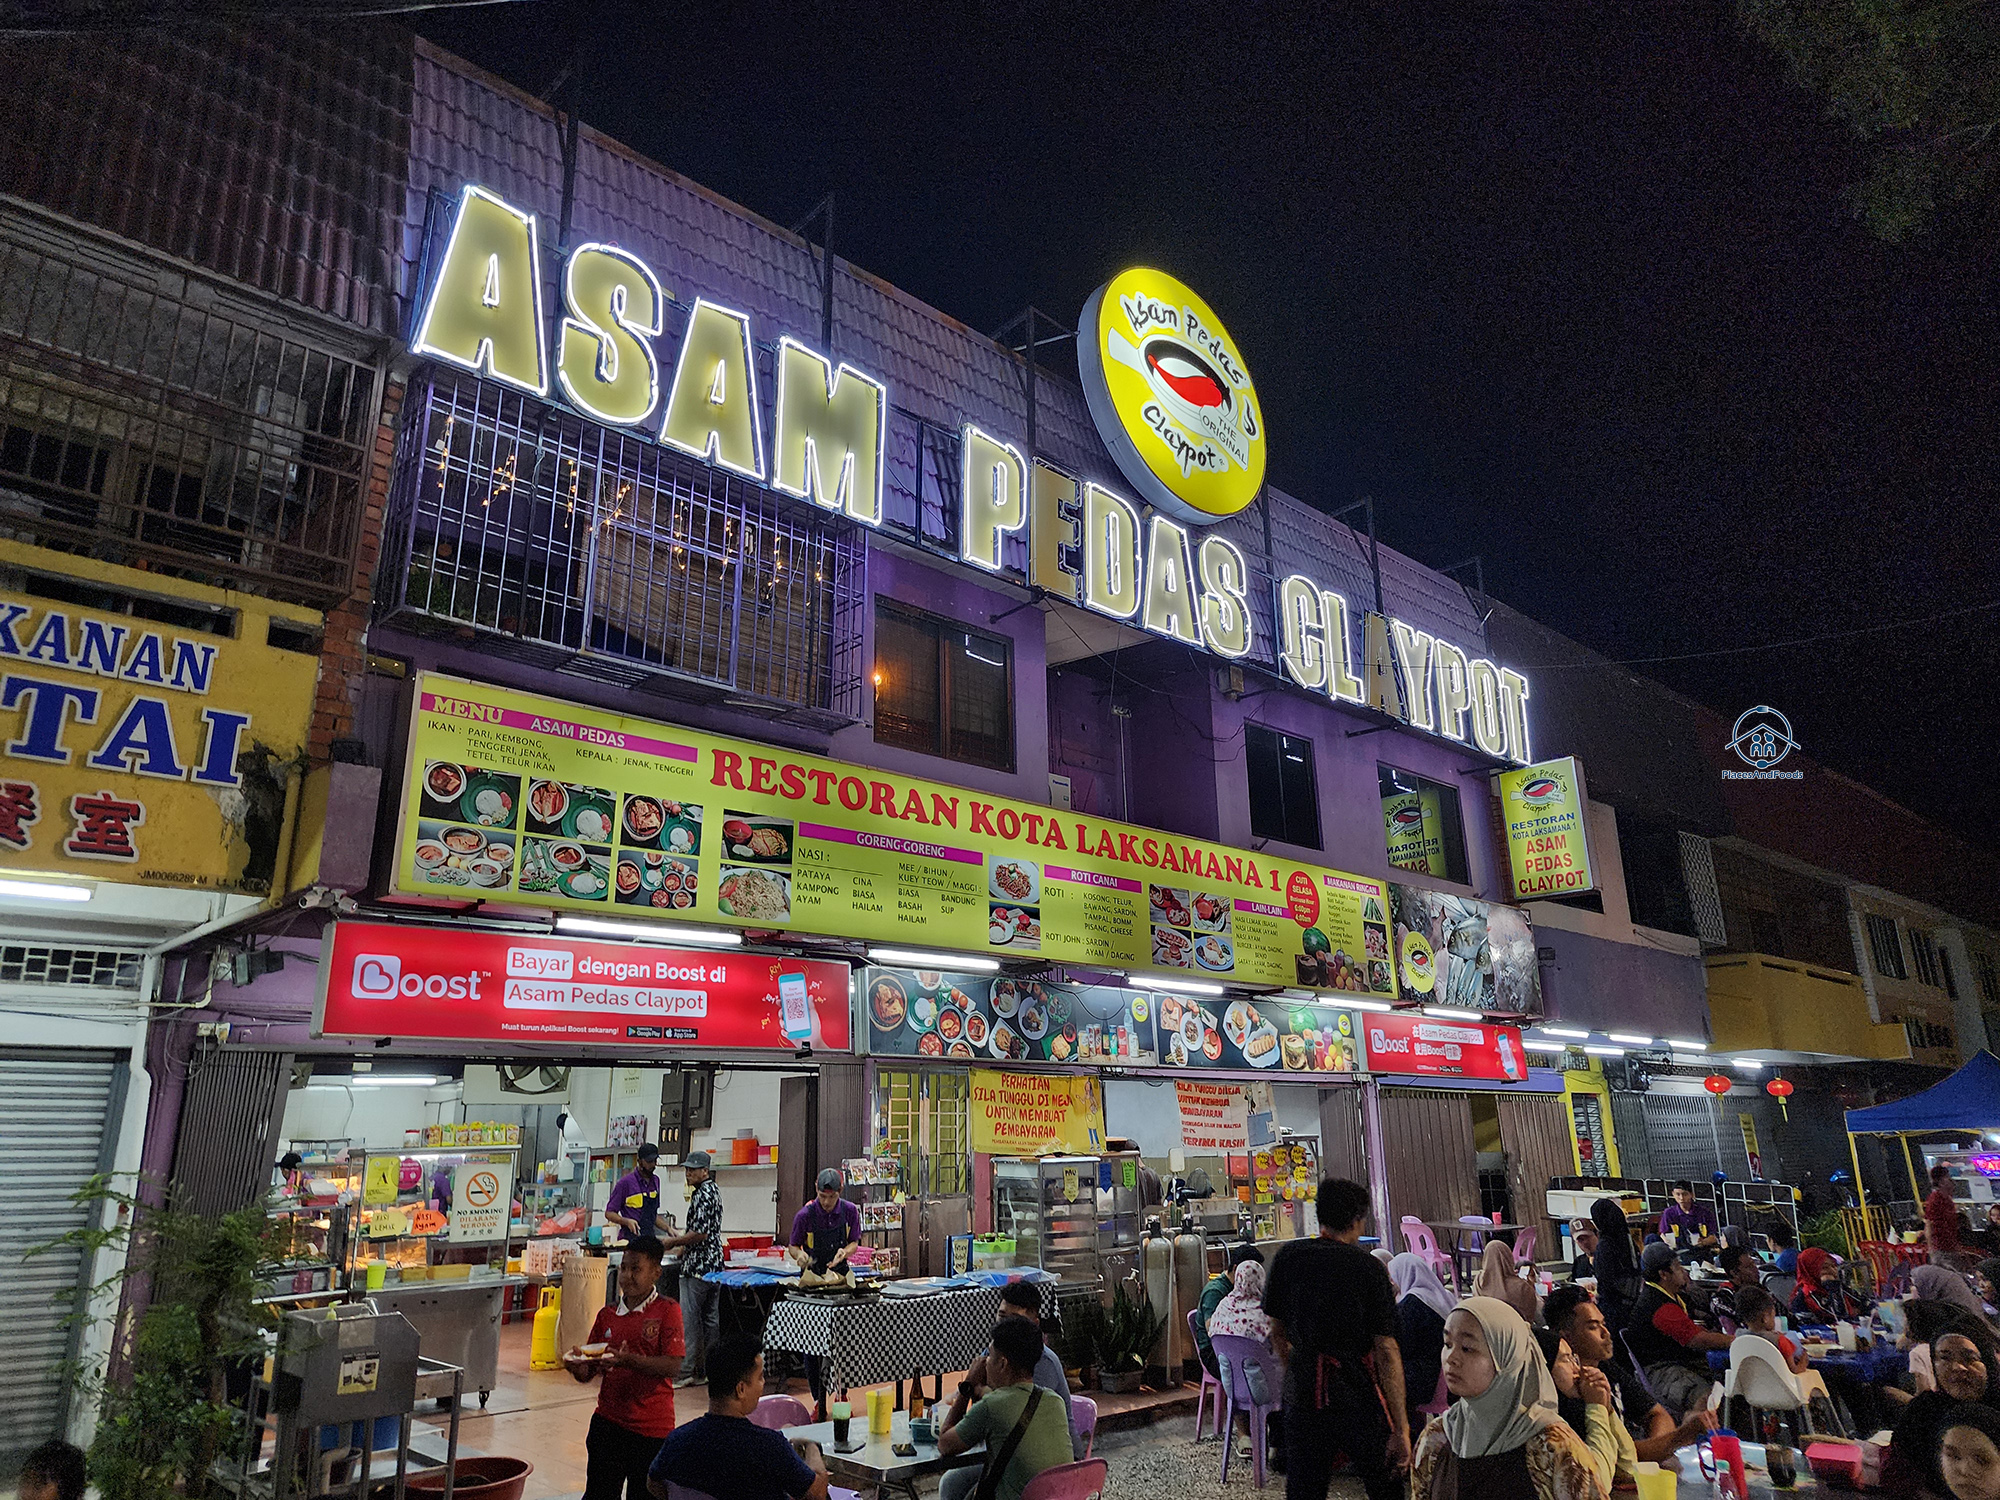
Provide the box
[410,1322,1204,1498]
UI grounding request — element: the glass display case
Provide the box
[1094,1149,1145,1287]
[992,1156,1101,1283]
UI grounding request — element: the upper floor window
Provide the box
[872,601,1014,771]
[1378,765,1469,885]
[1976,952,2000,1011]
[1910,930,1944,990]
[1866,913,1907,980]
[1246,725,1320,848]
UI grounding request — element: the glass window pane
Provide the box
[1247,725,1319,847]
[947,628,1013,771]
[874,607,940,754]
[1378,764,1467,883]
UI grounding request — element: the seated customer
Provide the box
[648,1336,829,1500]
[1710,1245,1763,1330]
[1627,1243,1733,1420]
[1544,1283,1709,1467]
[1765,1218,1800,1274]
[1790,1247,1862,1324]
[1193,1242,1263,1375]
[1537,1325,1635,1492]
[1732,1285,1809,1373]
[938,1318,1075,1500]
[1391,1251,1455,1431]
[1569,1217,1599,1281]
[950,1280,1080,1459]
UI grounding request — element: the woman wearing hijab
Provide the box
[1887,1314,2000,1496]
[1588,1197,1642,1333]
[1918,1265,1994,1328]
[1476,1238,1543,1326]
[1790,1247,1863,1324]
[1410,1297,1608,1500]
[1976,1260,2000,1312]
[1938,1401,2000,1500]
[1533,1327,1636,1494]
[1208,1258,1275,1344]
[1393,1252,1456,1429]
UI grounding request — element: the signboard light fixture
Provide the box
[555,916,744,946]
[0,877,92,901]
[1542,1026,1590,1040]
[867,947,1000,972]
[1521,1038,1567,1052]
[1732,1057,1765,1071]
[1343,997,1396,1013]
[1582,1044,1625,1056]
[1666,1038,1709,1052]
[1423,1005,1481,1020]
[1147,977,1226,997]
[1607,1033,1654,1046]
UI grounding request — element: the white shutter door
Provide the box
[0,1049,120,1464]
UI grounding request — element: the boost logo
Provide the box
[1078,268,1266,526]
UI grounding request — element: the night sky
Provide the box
[416,1,2000,842]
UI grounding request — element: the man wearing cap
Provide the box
[791,1169,863,1274]
[661,1152,723,1388]
[1626,1241,1734,1419]
[608,1143,663,1240]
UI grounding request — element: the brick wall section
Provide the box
[310,377,403,759]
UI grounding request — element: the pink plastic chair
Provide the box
[1020,1458,1109,1500]
[1189,1309,1224,1438]
[751,1394,813,1429]
[1418,1367,1450,1418]
[1070,1393,1098,1457]
[1212,1333,1283,1489]
[1400,1217,1456,1289]
[1512,1226,1538,1267]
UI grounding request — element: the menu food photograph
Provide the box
[863,968,1155,1065]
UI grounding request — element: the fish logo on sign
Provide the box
[1390,804,1427,829]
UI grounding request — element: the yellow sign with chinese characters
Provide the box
[0,543,320,892]
[1077,268,1267,526]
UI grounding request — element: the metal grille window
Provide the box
[871,601,1014,771]
[0,207,378,605]
[1246,724,1319,848]
[1867,913,1908,980]
[380,369,865,724]
[1377,763,1469,883]
[1977,953,2000,1010]
[0,943,143,989]
[1911,930,1943,989]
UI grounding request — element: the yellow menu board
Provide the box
[395,672,1398,996]
[970,1071,1105,1156]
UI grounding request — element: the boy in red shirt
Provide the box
[1735,1286,1811,1373]
[565,1237,685,1500]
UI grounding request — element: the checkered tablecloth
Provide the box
[760,1282,1058,1390]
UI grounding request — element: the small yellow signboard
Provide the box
[969,1071,1105,1157]
[1497,756,1597,900]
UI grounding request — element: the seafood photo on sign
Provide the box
[1388,884,1542,1013]
[864,970,1154,1064]
[720,811,792,863]
[419,763,522,831]
[413,819,517,890]
[615,851,699,908]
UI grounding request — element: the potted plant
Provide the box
[1053,1296,1104,1391]
[1095,1279,1164,1394]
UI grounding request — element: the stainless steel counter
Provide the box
[365,1277,527,1407]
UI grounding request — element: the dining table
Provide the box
[1423,1219,1525,1291]
[785,1410,980,1500]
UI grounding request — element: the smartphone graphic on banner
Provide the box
[779,972,812,1041]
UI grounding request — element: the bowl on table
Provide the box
[907,1417,936,1444]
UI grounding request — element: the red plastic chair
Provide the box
[751,1394,813,1430]
[1021,1458,1109,1500]
[1189,1309,1225,1439]
[1212,1333,1283,1489]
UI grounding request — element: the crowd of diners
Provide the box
[1182,1173,2000,1500]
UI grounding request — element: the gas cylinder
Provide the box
[1172,1225,1207,1379]
[529,1285,563,1370]
[1142,1218,1176,1387]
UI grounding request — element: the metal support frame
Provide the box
[1329,496,1385,616]
[791,195,836,355]
[990,307,1074,462]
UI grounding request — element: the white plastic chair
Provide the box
[1725,1334,1805,1413]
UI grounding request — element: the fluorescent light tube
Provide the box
[558,917,743,946]
[868,948,1000,972]
[1607,1033,1654,1046]
[0,878,92,902]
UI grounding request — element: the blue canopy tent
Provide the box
[1842,1049,2000,1205]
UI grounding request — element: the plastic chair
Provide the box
[751,1394,813,1430]
[1417,1367,1450,1418]
[1725,1334,1805,1414]
[1401,1217,1456,1289]
[1511,1226,1538,1266]
[1020,1458,1109,1500]
[1189,1310,1224,1438]
[1070,1393,1098,1458]
[1212,1333,1283,1489]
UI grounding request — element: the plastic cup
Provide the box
[365,1262,387,1290]
[831,1403,851,1445]
[1632,1463,1676,1500]
[869,1389,893,1434]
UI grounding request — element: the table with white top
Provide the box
[785,1412,980,1500]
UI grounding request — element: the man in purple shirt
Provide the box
[607,1142,662,1239]
[791,1168,862,1272]
[1657,1179,1720,1249]
[790,1169,862,1414]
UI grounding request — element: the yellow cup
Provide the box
[1632,1462,1675,1500]
[869,1389,892,1434]
[365,1261,388,1290]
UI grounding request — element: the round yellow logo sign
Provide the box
[1077,268,1267,525]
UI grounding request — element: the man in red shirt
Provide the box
[565,1237,685,1500]
[1927,1164,1965,1260]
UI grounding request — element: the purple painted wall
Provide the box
[1537,926,1711,1041]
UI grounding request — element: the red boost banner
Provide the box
[317,921,851,1051]
[1361,1011,1526,1082]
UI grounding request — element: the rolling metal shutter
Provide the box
[1380,1088,1480,1228]
[168,1049,291,1218]
[0,1048,123,1466]
[1496,1093,1577,1253]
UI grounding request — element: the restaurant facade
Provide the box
[0,16,1861,1455]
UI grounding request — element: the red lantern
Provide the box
[1767,1075,1794,1120]
[1703,1074,1733,1095]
